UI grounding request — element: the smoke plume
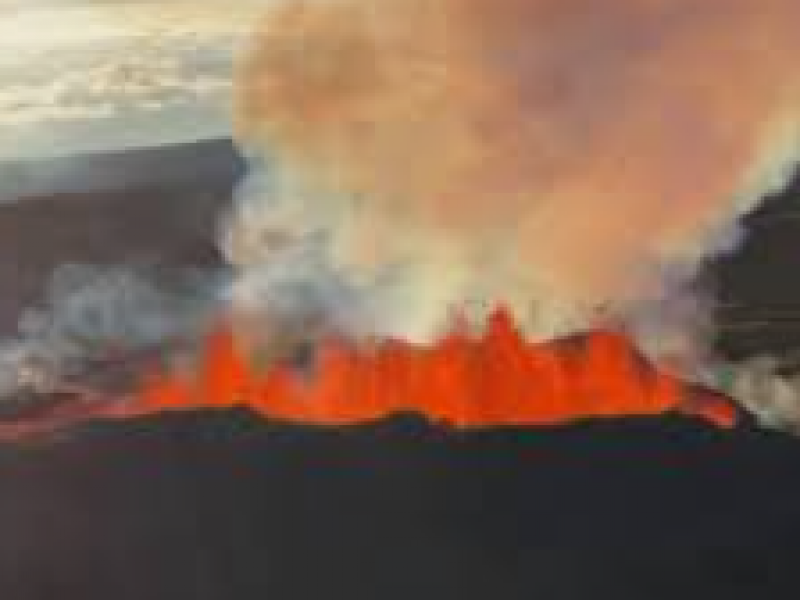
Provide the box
[228,0,800,353]
[0,264,224,400]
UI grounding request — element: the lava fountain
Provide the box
[135,309,736,429]
[0,309,737,440]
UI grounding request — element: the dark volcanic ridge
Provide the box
[2,404,758,443]
[0,393,753,449]
[0,139,245,202]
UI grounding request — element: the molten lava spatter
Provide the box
[136,310,737,430]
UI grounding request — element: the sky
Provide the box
[0,0,268,160]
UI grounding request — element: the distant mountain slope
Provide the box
[713,171,800,358]
[0,139,244,333]
[0,138,245,202]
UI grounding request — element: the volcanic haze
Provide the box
[230,0,800,346]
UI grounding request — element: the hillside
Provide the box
[0,139,243,334]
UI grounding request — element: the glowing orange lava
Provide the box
[137,309,737,430]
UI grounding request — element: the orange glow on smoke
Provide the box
[234,0,800,322]
[136,310,737,430]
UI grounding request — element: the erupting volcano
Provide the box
[10,3,800,599]
[3,0,800,438]
[138,309,737,429]
[0,310,737,440]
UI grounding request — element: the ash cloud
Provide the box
[230,0,800,349]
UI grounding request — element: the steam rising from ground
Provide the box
[0,265,223,399]
[229,0,800,352]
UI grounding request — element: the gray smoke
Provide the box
[0,263,226,399]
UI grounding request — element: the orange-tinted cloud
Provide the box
[231,0,800,341]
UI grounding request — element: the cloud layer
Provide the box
[0,1,263,158]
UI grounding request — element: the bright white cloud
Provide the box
[0,50,230,125]
[0,2,264,49]
[0,1,264,158]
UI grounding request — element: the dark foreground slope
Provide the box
[0,413,797,600]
